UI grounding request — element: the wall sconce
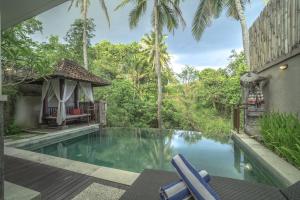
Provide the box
[279,64,288,70]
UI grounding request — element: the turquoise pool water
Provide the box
[33,128,280,186]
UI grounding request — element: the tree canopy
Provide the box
[2,18,247,136]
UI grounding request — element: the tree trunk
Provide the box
[82,0,89,70]
[234,0,251,70]
[154,0,163,129]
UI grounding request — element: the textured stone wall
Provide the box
[259,54,300,117]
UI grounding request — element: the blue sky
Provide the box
[33,0,265,73]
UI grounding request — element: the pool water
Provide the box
[33,128,280,186]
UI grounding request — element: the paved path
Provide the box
[4,156,129,200]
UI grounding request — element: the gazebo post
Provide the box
[74,84,79,109]
[42,94,48,122]
[59,78,66,126]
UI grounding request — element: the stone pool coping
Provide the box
[4,124,139,186]
[232,131,300,187]
[5,146,139,186]
[5,181,41,200]
[5,124,100,149]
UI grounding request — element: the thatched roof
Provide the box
[30,59,110,87]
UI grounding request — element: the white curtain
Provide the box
[47,84,55,104]
[79,82,94,103]
[39,80,51,123]
[51,78,77,125]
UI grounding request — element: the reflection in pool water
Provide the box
[34,128,280,186]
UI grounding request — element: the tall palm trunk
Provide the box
[82,0,88,70]
[234,0,251,70]
[154,0,163,129]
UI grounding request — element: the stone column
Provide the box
[0,99,5,200]
[0,8,8,200]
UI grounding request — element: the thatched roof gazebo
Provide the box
[30,59,110,127]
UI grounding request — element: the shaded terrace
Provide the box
[29,59,110,128]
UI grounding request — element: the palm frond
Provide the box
[226,0,250,20]
[99,0,111,27]
[192,0,224,41]
[129,0,147,29]
[160,3,178,32]
[115,0,132,11]
[68,0,76,11]
[168,0,186,28]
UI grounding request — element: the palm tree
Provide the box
[68,0,110,69]
[116,0,185,128]
[141,33,171,73]
[192,0,253,69]
[127,55,148,95]
[141,32,175,85]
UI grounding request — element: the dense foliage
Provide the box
[1,18,49,82]
[260,112,300,168]
[2,18,247,136]
[91,42,246,135]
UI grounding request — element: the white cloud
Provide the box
[170,48,244,73]
[170,54,186,74]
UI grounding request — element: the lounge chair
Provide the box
[120,169,300,200]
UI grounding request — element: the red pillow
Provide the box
[73,108,81,115]
[70,108,80,115]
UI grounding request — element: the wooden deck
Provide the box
[4,156,129,200]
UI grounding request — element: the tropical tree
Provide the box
[1,18,50,84]
[64,18,96,64]
[140,32,175,83]
[68,0,110,69]
[116,0,185,128]
[192,0,252,69]
[140,32,170,71]
[126,55,148,95]
[178,65,198,84]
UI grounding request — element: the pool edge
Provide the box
[4,146,140,186]
[231,131,300,187]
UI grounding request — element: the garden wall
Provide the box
[249,0,300,117]
[259,54,300,116]
[15,96,40,128]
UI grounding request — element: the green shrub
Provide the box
[6,122,22,136]
[260,112,300,168]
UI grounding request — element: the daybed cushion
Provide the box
[120,169,287,200]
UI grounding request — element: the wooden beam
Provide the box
[74,84,78,108]
[60,79,64,100]
[59,79,65,126]
[42,94,48,121]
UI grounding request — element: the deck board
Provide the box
[4,156,129,200]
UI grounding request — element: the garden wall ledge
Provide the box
[0,95,7,102]
[232,131,300,187]
[5,124,100,149]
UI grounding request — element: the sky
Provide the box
[32,0,266,73]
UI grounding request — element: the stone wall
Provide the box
[14,96,41,128]
[259,54,300,117]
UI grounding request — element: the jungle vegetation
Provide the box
[1,18,247,136]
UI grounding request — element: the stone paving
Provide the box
[72,183,125,200]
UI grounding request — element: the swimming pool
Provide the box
[31,128,280,186]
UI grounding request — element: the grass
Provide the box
[6,122,22,136]
[260,112,300,168]
[193,108,232,138]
